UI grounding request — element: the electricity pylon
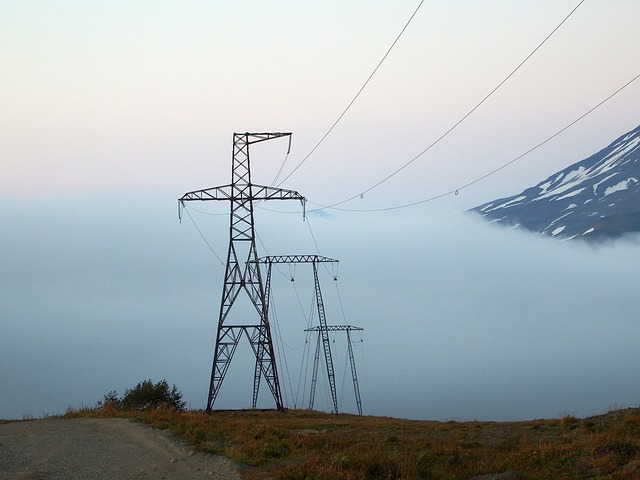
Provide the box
[259,255,355,414]
[179,133,305,412]
[305,325,363,416]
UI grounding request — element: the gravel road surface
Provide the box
[0,418,243,480]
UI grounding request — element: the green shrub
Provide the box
[97,390,122,409]
[98,379,185,412]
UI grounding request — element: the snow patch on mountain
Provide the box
[481,195,527,212]
[471,124,640,241]
[592,173,620,194]
[604,178,638,197]
[556,187,585,201]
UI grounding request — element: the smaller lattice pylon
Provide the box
[305,324,364,416]
[259,255,340,413]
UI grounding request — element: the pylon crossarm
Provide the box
[251,184,304,202]
[252,184,306,219]
[179,184,303,203]
[179,184,305,220]
[180,185,233,202]
[258,255,338,264]
[241,132,292,146]
[305,325,364,332]
[178,185,232,221]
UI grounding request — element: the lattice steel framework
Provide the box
[305,325,363,416]
[259,255,361,415]
[179,133,305,412]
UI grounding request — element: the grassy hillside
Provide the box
[64,407,640,479]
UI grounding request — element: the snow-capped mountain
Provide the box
[471,124,640,241]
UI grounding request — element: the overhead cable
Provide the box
[181,206,225,264]
[317,0,586,210]
[319,72,640,212]
[276,0,425,187]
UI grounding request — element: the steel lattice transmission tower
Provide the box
[260,255,363,415]
[179,132,305,412]
[305,325,363,416]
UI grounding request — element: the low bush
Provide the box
[97,379,185,412]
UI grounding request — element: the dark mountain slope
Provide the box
[472,125,640,241]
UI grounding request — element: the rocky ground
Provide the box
[0,417,243,480]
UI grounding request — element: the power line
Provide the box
[270,152,290,186]
[314,0,586,210]
[268,292,297,409]
[234,1,585,220]
[277,0,425,187]
[305,216,323,257]
[270,137,293,186]
[182,204,227,216]
[181,205,225,265]
[317,71,640,213]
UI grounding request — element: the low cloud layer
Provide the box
[2,191,639,421]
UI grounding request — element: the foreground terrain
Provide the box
[4,407,640,479]
[0,417,241,480]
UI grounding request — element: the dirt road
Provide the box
[0,417,243,480]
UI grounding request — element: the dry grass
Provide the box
[63,407,640,479]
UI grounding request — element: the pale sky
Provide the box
[2,1,640,420]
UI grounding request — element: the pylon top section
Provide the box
[236,132,292,146]
[179,132,305,220]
